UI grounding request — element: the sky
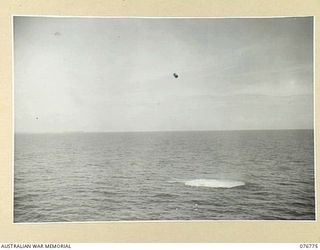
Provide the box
[14,16,314,133]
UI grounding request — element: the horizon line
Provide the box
[14,128,314,135]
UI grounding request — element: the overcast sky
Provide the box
[14,16,313,133]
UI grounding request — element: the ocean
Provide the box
[14,130,315,222]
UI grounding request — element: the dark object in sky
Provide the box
[54,32,61,36]
[36,117,39,120]
[173,73,178,78]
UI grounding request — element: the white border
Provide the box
[11,15,317,224]
[11,14,15,225]
[313,15,317,224]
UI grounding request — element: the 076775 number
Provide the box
[300,244,318,248]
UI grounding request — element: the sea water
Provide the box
[14,130,315,222]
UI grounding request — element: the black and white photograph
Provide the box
[13,16,315,223]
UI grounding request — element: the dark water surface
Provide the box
[14,130,315,222]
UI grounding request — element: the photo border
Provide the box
[1,0,319,242]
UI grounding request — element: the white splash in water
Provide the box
[185,179,245,188]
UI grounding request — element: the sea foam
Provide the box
[185,179,245,188]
